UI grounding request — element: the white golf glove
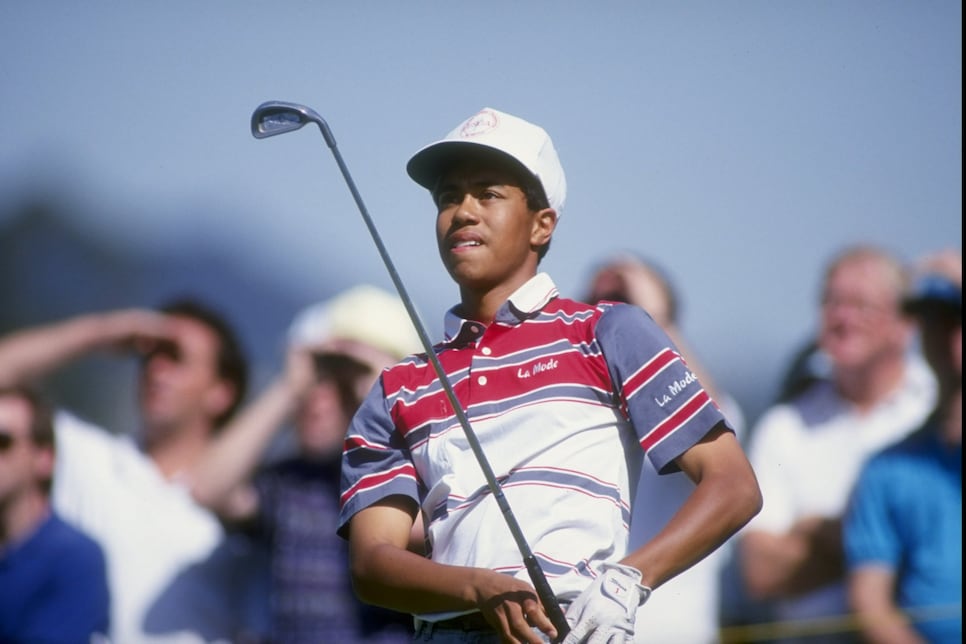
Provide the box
[562,562,652,644]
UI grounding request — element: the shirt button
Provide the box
[470,325,480,334]
[481,347,492,355]
[478,376,488,385]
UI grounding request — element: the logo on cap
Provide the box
[459,109,499,138]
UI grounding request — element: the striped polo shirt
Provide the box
[338,272,729,607]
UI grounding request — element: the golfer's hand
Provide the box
[562,562,651,644]
[474,569,556,644]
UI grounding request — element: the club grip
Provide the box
[524,555,570,641]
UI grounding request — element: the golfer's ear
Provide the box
[531,208,557,247]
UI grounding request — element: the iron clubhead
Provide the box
[251,101,323,139]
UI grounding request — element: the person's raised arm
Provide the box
[0,309,175,388]
[190,346,314,521]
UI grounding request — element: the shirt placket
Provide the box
[461,322,489,414]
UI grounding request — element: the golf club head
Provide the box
[251,101,325,139]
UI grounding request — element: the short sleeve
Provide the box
[843,456,901,570]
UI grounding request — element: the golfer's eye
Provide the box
[435,191,459,208]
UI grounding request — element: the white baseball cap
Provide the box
[287,285,423,367]
[406,107,567,214]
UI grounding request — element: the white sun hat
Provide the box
[287,285,423,368]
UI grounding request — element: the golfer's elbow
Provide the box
[734,472,763,530]
[348,550,381,605]
[350,577,383,607]
[709,462,762,538]
[349,541,408,607]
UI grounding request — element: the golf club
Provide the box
[251,100,570,640]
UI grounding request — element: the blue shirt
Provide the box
[844,422,962,643]
[0,512,110,643]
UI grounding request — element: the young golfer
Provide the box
[338,107,762,643]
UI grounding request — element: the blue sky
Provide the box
[2,2,961,421]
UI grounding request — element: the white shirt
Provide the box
[743,355,936,627]
[52,412,251,644]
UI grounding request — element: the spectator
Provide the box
[583,251,747,435]
[0,385,110,643]
[583,251,745,643]
[192,285,423,643]
[739,245,936,643]
[337,106,762,643]
[0,299,255,644]
[775,339,830,404]
[844,249,962,643]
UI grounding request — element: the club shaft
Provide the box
[320,126,570,640]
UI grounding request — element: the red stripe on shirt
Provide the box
[340,462,416,507]
[640,389,712,452]
[623,349,679,398]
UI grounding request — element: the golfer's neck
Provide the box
[459,279,526,325]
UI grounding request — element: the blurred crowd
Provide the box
[0,243,960,643]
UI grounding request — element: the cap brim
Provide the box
[902,298,962,317]
[406,141,538,193]
[901,274,961,317]
[312,337,401,371]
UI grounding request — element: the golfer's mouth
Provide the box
[449,234,484,252]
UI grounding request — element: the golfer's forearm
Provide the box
[350,543,484,614]
[625,464,760,589]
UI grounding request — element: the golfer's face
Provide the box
[434,161,539,291]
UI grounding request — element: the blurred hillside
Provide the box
[1,187,316,434]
